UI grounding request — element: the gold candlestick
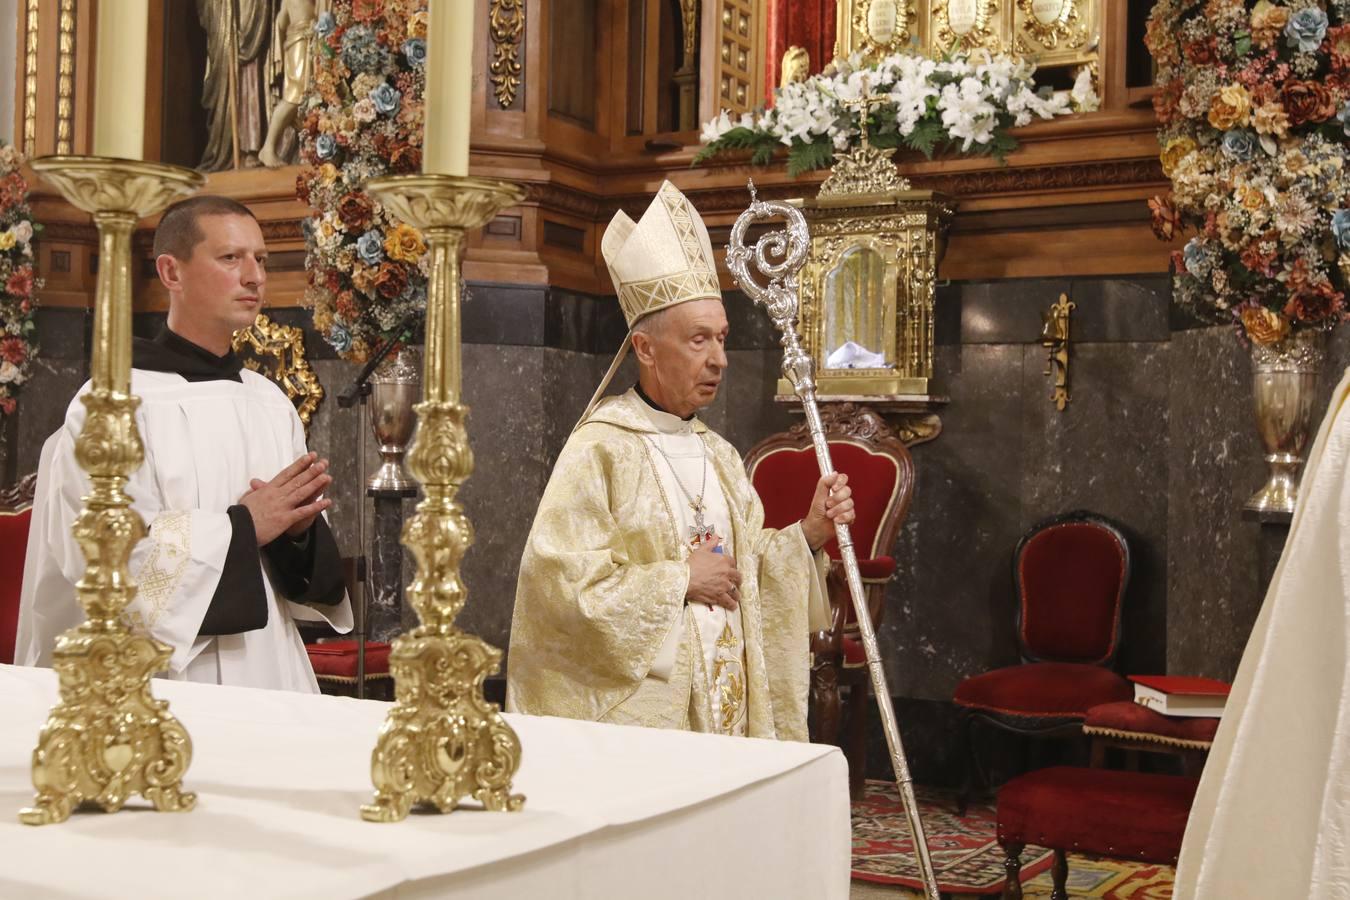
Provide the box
[360,174,526,823]
[20,157,203,826]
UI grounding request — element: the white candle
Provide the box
[423,0,475,176]
[92,0,149,160]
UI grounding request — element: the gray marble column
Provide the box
[367,488,415,642]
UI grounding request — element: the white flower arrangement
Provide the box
[695,50,1097,175]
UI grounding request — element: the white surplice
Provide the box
[17,368,352,693]
[1174,365,1350,898]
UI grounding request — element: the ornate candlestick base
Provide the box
[359,174,526,823]
[20,157,203,825]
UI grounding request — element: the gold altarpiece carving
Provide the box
[834,0,1100,77]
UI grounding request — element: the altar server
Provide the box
[509,181,853,739]
[17,196,351,692]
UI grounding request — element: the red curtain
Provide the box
[764,0,837,106]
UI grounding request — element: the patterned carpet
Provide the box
[852,781,1174,898]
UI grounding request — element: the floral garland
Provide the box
[1146,1,1350,343]
[695,50,1098,176]
[297,0,429,362]
[0,143,41,418]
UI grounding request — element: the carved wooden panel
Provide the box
[711,0,763,115]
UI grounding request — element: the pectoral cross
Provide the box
[689,499,716,546]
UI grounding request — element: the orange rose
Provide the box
[1240,307,1289,345]
[1208,84,1251,130]
[383,223,426,263]
[1160,137,1197,177]
[1251,1,1291,47]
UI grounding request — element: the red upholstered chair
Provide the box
[745,404,914,798]
[0,473,37,666]
[997,767,1198,900]
[954,510,1133,810]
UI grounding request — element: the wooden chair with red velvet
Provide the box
[0,473,37,666]
[954,510,1134,811]
[745,405,915,798]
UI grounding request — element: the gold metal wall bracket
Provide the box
[1042,292,1074,411]
[359,174,527,824]
[20,157,204,826]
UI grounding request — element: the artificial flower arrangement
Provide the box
[1146,0,1350,344]
[695,49,1098,176]
[297,0,429,362]
[0,142,41,417]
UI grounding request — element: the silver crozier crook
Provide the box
[726,181,939,900]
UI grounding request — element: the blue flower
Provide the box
[1285,7,1328,53]
[300,217,315,241]
[1221,129,1257,162]
[357,229,385,265]
[1182,238,1211,278]
[341,25,384,73]
[402,38,427,67]
[314,11,335,37]
[371,83,401,116]
[1332,210,1350,251]
[1338,104,1350,137]
[315,133,337,160]
[328,324,353,353]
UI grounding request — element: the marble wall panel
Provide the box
[883,343,1027,701]
[1018,342,1171,676]
[1166,325,1350,681]
[1166,328,1271,681]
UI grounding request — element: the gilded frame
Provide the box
[837,0,921,64]
[1012,0,1097,68]
[231,313,325,428]
[930,0,1004,57]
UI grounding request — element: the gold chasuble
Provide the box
[507,390,829,739]
[507,180,829,740]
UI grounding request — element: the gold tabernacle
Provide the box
[20,156,203,826]
[358,174,527,823]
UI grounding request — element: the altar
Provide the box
[0,665,850,899]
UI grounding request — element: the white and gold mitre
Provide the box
[601,180,721,327]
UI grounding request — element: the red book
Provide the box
[1129,675,1230,718]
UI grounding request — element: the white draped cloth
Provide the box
[16,368,351,693]
[1175,365,1350,899]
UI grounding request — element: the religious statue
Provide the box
[196,0,277,171]
[259,0,317,167]
[780,45,810,88]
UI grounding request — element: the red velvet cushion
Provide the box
[1018,522,1126,662]
[305,640,391,677]
[953,662,1133,718]
[1084,700,1220,746]
[997,766,1198,863]
[842,636,864,666]
[750,440,901,560]
[0,507,32,665]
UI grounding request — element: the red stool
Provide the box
[1083,700,1219,777]
[305,640,393,699]
[996,766,1198,900]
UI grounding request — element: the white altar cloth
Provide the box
[0,664,850,899]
